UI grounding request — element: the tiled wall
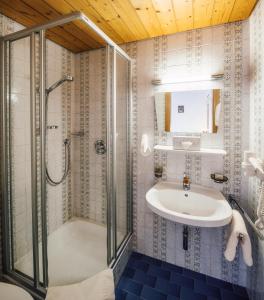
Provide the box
[248,0,264,298]
[46,41,75,234]
[73,49,107,225]
[128,22,251,287]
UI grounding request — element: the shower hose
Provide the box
[45,93,71,186]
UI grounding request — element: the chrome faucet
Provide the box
[183,173,191,191]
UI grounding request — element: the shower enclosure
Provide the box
[0,12,132,299]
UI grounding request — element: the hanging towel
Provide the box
[255,181,264,230]
[224,210,253,267]
[140,134,152,157]
[45,269,115,300]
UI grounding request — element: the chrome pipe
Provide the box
[106,45,113,264]
[1,39,11,273]
[30,33,40,288]
[112,48,117,259]
[39,30,49,288]
[8,40,15,272]
[127,57,133,234]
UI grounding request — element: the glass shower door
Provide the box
[107,47,132,265]
[1,31,48,295]
[115,52,130,250]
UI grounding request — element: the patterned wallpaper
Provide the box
[248,0,264,298]
[127,21,251,287]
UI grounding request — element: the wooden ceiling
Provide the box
[0,0,257,53]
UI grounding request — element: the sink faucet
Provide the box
[183,173,190,191]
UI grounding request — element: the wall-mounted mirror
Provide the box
[154,89,221,134]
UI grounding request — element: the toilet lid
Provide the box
[0,283,33,300]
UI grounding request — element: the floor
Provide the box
[116,252,249,300]
[15,218,107,286]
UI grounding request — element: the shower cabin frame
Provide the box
[0,12,133,299]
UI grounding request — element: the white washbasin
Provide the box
[146,181,232,227]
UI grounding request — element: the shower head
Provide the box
[46,74,74,94]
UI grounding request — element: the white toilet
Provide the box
[0,282,33,300]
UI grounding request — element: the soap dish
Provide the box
[211,173,228,183]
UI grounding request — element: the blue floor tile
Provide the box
[128,258,149,273]
[116,252,249,300]
[147,264,171,280]
[206,275,233,291]
[221,289,249,300]
[161,261,183,274]
[183,268,206,281]
[141,255,162,267]
[131,252,144,259]
[233,284,249,298]
[141,285,167,300]
[180,287,207,300]
[125,292,142,300]
[123,267,136,279]
[133,269,156,288]
[155,277,180,297]
[115,288,127,300]
[170,272,194,289]
[118,277,143,296]
[194,279,221,299]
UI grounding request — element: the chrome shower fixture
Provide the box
[46,74,74,94]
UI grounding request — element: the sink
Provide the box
[146,181,232,227]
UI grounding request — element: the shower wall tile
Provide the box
[46,42,74,234]
[73,49,107,225]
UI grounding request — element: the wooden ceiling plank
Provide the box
[43,0,107,46]
[84,0,137,42]
[0,2,81,52]
[22,0,101,49]
[64,0,125,43]
[109,0,150,40]
[20,0,94,50]
[0,0,258,47]
[193,0,215,28]
[0,0,86,51]
[172,0,194,32]
[211,0,236,25]
[130,0,163,37]
[151,0,178,35]
[229,0,257,21]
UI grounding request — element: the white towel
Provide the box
[224,210,253,267]
[45,269,115,300]
[140,134,152,157]
[255,181,264,229]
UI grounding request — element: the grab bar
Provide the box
[228,195,264,240]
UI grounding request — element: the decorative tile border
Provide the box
[62,48,73,223]
[125,42,138,250]
[79,52,90,219]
